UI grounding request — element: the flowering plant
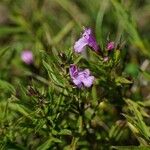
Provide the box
[0,0,149,149]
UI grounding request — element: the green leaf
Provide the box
[113,50,121,64]
[8,102,32,120]
[125,99,150,142]
[37,137,62,150]
[127,122,139,134]
[111,146,150,150]
[0,99,33,121]
[77,116,83,134]
[125,63,139,77]
[52,20,74,45]
[74,56,82,64]
[0,26,23,37]
[64,137,79,150]
[59,129,72,135]
[0,80,15,94]
[141,70,150,81]
[109,123,124,141]
[43,61,64,87]
[95,0,109,48]
[115,76,132,86]
[111,0,150,57]
[0,47,10,58]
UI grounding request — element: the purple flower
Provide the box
[107,41,115,51]
[74,28,99,53]
[103,56,109,62]
[21,50,33,65]
[69,64,95,88]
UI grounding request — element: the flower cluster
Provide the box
[70,27,115,88]
[69,64,95,88]
[21,28,115,89]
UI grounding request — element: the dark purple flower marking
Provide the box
[69,64,95,88]
[74,28,99,53]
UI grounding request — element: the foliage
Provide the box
[0,0,150,149]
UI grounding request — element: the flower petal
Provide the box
[21,50,33,65]
[83,28,99,51]
[82,76,94,87]
[74,37,88,53]
[82,28,92,39]
[69,64,78,78]
[78,69,90,77]
[73,78,82,88]
[74,28,99,53]
[88,36,99,51]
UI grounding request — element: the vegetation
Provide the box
[0,0,150,149]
